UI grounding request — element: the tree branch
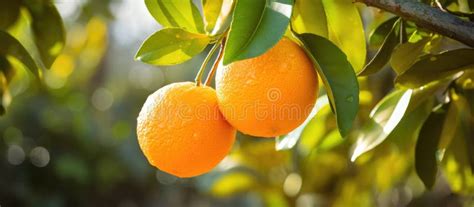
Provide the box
[356,0,474,47]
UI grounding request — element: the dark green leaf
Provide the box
[136,28,210,65]
[415,106,447,189]
[26,2,66,68]
[396,49,474,88]
[0,0,20,30]
[145,0,205,34]
[369,17,398,47]
[0,31,39,77]
[0,56,15,82]
[351,89,412,161]
[297,33,359,137]
[359,20,399,76]
[223,0,293,65]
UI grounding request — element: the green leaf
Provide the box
[351,89,412,161]
[0,31,39,77]
[26,2,66,68]
[390,38,430,75]
[276,96,329,151]
[415,106,447,189]
[145,0,205,33]
[439,101,460,150]
[298,104,332,155]
[442,94,474,194]
[457,89,474,172]
[223,0,293,65]
[396,49,474,88]
[291,0,328,37]
[317,130,343,151]
[369,17,398,47]
[136,28,210,65]
[297,33,359,137]
[202,0,233,34]
[322,0,366,73]
[0,0,20,30]
[358,20,399,76]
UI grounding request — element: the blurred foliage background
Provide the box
[0,0,473,207]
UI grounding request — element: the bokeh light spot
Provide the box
[30,146,51,167]
[283,173,302,197]
[91,88,114,111]
[7,145,25,165]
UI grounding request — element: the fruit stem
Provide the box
[195,40,223,87]
[204,39,225,86]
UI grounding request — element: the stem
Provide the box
[195,41,222,86]
[356,0,474,47]
[204,39,225,86]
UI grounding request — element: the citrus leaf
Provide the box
[369,17,398,47]
[0,31,39,77]
[439,101,460,150]
[145,0,205,33]
[415,106,447,189]
[223,0,293,65]
[358,20,399,76]
[0,0,20,30]
[396,49,474,88]
[25,2,65,68]
[135,28,210,65]
[442,94,474,194]
[390,37,429,75]
[322,0,366,73]
[291,0,328,37]
[458,89,474,173]
[297,33,359,137]
[351,89,412,161]
[202,0,233,34]
[276,96,329,151]
[298,104,332,155]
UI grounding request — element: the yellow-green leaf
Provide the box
[0,31,39,77]
[291,0,328,37]
[322,0,366,73]
[135,28,210,65]
[202,0,233,34]
[396,49,474,88]
[145,0,205,33]
[351,89,412,161]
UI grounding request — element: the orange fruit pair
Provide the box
[136,37,318,177]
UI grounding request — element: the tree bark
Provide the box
[356,0,474,47]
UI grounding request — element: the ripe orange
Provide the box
[137,82,236,178]
[215,37,319,137]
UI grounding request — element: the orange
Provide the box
[215,37,319,137]
[137,82,236,178]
